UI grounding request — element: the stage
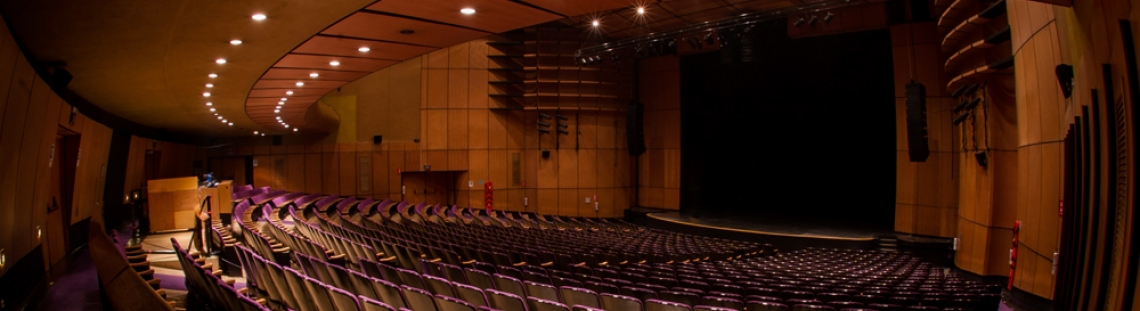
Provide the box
[639,211,891,250]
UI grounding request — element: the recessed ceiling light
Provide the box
[592,20,600,27]
[637,7,645,14]
[216,58,226,64]
[280,98,287,101]
[295,82,304,87]
[461,8,476,15]
[252,13,266,21]
[208,73,218,78]
[286,91,294,95]
[309,73,319,78]
[206,83,214,88]
[230,39,243,45]
[221,119,227,123]
[261,133,265,136]
[285,125,290,128]
[203,92,211,97]
[206,102,213,106]
[217,116,223,120]
[213,113,218,116]
[358,47,371,52]
[278,101,285,106]
[228,122,233,126]
[209,108,216,112]
[275,110,280,114]
[293,128,299,132]
[329,60,340,66]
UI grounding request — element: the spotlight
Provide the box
[824,12,835,23]
[208,73,218,78]
[358,47,371,52]
[950,84,969,98]
[228,122,233,126]
[611,51,619,64]
[809,15,819,25]
[460,8,476,15]
[592,20,600,27]
[294,128,299,132]
[251,13,267,21]
[793,17,805,27]
[580,57,589,65]
[636,7,645,14]
[703,32,714,45]
[329,60,340,66]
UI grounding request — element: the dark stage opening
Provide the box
[679,22,896,231]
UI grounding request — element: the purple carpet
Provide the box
[36,249,102,311]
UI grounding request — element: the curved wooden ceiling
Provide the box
[0,0,801,138]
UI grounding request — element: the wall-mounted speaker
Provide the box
[49,68,73,89]
[272,135,282,146]
[905,80,929,162]
[627,101,646,156]
[373,135,383,144]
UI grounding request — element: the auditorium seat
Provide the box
[528,296,571,311]
[361,296,398,311]
[646,299,693,311]
[436,294,480,311]
[454,283,491,307]
[486,288,529,311]
[403,285,440,311]
[560,286,602,308]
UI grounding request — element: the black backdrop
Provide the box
[678,21,896,229]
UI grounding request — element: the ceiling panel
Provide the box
[253,80,347,90]
[518,0,635,17]
[249,88,334,98]
[322,12,491,48]
[274,54,398,72]
[246,96,322,106]
[659,0,736,16]
[366,0,562,33]
[261,68,371,81]
[294,35,436,60]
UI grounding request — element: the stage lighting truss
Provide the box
[575,0,868,63]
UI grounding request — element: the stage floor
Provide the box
[647,212,891,241]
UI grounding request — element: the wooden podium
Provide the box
[147,176,200,232]
[200,180,234,215]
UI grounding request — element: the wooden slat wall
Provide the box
[0,13,111,279]
[891,22,960,238]
[1007,0,1066,300]
[212,38,635,217]
[638,56,682,210]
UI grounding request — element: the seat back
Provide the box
[560,286,601,308]
[436,294,479,311]
[527,297,570,311]
[402,285,440,311]
[600,293,642,311]
[361,296,398,311]
[525,281,562,302]
[486,289,529,311]
[646,299,693,311]
[454,283,490,307]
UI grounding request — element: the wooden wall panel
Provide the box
[637,56,682,210]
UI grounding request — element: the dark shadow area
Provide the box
[680,20,896,230]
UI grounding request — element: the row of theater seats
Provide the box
[88,221,174,310]
[178,186,1000,311]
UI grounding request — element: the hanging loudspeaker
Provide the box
[905,80,929,162]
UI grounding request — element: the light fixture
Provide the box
[213,113,218,116]
[280,97,288,101]
[208,73,218,78]
[293,128,299,132]
[823,12,834,23]
[636,7,645,14]
[329,60,341,66]
[206,83,214,88]
[36,226,41,239]
[793,17,805,27]
[285,125,290,128]
[254,131,259,135]
[221,119,227,123]
[358,47,371,52]
[592,20,600,27]
[286,91,294,95]
[460,8,476,15]
[309,73,319,78]
[206,102,213,106]
[228,122,233,126]
[808,15,819,25]
[260,133,265,136]
[1,249,6,268]
[209,108,216,112]
[217,116,223,120]
[215,58,227,64]
[275,110,280,114]
[203,92,211,97]
[230,39,243,45]
[295,82,304,87]
[278,101,285,106]
[252,13,267,21]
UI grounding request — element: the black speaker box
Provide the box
[373,135,383,144]
[627,101,646,156]
[905,80,930,162]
